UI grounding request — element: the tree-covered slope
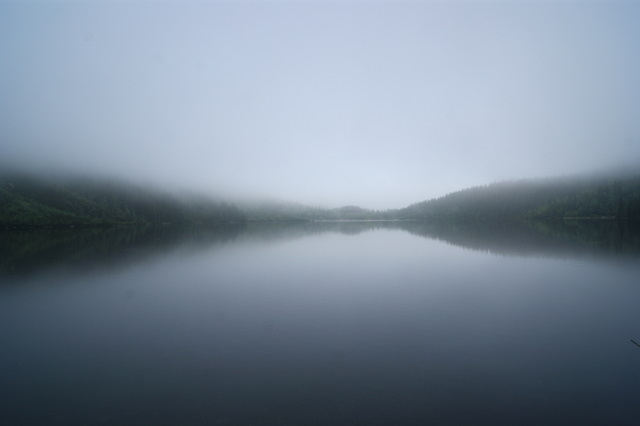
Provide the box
[3,171,640,227]
[0,174,245,228]
[397,174,640,220]
[527,176,640,219]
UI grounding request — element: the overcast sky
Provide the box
[1,0,639,209]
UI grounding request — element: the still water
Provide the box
[1,221,640,425]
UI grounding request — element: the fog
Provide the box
[1,0,639,209]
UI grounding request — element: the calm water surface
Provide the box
[1,222,640,425]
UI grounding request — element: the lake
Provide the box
[1,220,640,425]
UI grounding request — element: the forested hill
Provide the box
[397,174,640,221]
[3,172,640,227]
[0,174,245,228]
[241,173,640,222]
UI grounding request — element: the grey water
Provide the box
[1,221,640,425]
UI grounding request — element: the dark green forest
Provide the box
[0,174,245,228]
[2,171,640,228]
[396,173,640,221]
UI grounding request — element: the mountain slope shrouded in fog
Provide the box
[0,174,245,227]
[397,174,640,221]
[2,171,640,227]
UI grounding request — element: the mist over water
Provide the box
[2,222,640,425]
[1,0,640,209]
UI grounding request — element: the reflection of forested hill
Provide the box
[238,220,640,259]
[3,220,638,280]
[396,219,640,259]
[0,174,245,228]
[239,221,398,242]
[0,225,244,279]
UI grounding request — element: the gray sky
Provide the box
[1,0,639,209]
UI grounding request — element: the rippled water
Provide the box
[1,221,640,425]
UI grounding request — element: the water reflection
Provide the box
[2,220,640,425]
[398,219,640,259]
[0,225,244,279]
[2,220,638,278]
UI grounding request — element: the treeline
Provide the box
[242,202,387,221]
[224,173,640,222]
[528,176,640,219]
[396,174,640,221]
[3,171,640,227]
[0,174,245,228]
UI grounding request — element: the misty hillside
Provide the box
[0,174,245,228]
[3,172,640,227]
[397,173,640,220]
[244,173,640,222]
